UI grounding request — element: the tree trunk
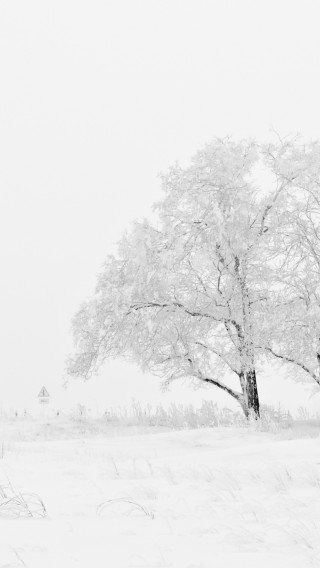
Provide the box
[239,368,260,418]
[233,257,260,419]
[242,368,260,418]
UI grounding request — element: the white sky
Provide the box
[0,0,320,414]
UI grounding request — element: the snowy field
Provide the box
[0,417,320,567]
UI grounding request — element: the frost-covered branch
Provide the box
[195,341,240,376]
[262,346,320,385]
[128,301,242,330]
[193,369,243,404]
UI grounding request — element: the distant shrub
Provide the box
[102,399,248,429]
[99,400,314,433]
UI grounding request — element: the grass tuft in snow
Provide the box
[0,482,46,519]
[97,497,155,520]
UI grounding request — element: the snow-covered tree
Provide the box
[67,137,301,418]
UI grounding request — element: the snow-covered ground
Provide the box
[0,418,319,567]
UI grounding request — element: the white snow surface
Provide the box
[0,419,319,567]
